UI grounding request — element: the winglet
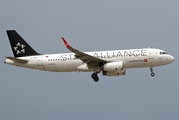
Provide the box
[62,37,70,48]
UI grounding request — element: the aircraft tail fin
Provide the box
[6,30,40,57]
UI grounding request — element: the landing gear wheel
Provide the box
[94,76,99,82]
[151,72,155,77]
[91,73,99,82]
[150,67,155,77]
[91,73,97,78]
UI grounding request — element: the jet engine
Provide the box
[102,70,126,76]
[103,61,124,71]
[102,61,126,76]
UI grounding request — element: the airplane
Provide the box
[4,30,174,82]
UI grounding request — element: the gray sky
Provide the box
[0,0,179,120]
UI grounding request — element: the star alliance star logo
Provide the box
[13,42,26,55]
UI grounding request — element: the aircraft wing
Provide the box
[62,37,107,67]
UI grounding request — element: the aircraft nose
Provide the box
[169,55,175,63]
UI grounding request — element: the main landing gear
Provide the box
[150,67,155,77]
[91,73,99,82]
[91,66,100,82]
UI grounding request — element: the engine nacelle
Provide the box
[102,70,126,76]
[102,61,126,76]
[103,61,124,71]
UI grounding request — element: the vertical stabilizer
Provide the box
[6,30,40,57]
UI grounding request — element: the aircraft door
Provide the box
[149,49,154,59]
[38,56,43,66]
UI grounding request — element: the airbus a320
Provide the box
[4,30,174,82]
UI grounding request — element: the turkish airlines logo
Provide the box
[13,42,26,55]
[144,59,148,62]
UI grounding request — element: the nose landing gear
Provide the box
[150,67,155,77]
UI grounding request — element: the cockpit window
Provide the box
[160,52,168,55]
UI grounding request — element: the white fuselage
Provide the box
[5,48,174,72]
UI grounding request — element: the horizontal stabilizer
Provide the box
[6,56,28,64]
